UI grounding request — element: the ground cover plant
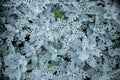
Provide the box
[0,0,120,80]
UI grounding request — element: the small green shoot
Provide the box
[54,11,63,19]
[48,63,53,68]
[47,61,59,68]
[86,21,94,27]
[29,61,40,67]
[53,11,68,21]
[36,62,40,67]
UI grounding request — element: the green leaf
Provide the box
[48,63,53,68]
[54,11,63,19]
[53,11,68,21]
[29,61,40,67]
[48,61,59,68]
[36,62,40,67]
[86,20,95,27]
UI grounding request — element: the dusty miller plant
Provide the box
[0,0,120,80]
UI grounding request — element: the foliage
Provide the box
[0,0,120,80]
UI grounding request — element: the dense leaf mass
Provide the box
[0,0,120,80]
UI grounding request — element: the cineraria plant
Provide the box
[0,0,120,80]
